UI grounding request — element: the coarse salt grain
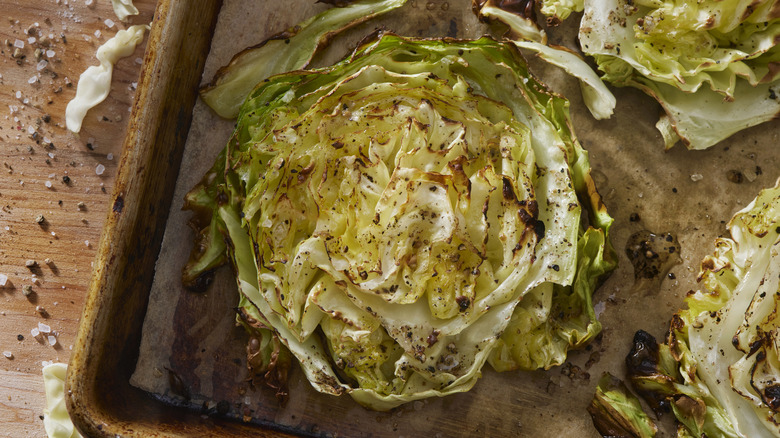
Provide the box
[45,181,52,188]
[42,360,52,367]
[85,0,93,5]
[13,39,24,49]
[38,322,51,333]
[46,49,55,58]
[15,91,21,99]
[2,351,12,359]
[691,173,703,182]
[0,274,7,286]
[94,29,101,38]
[28,75,38,84]
[95,164,105,175]
[31,327,40,338]
[106,153,113,160]
[84,240,89,247]
[104,18,115,28]
[48,335,57,346]
[27,37,36,44]
[27,125,34,134]
[48,152,54,159]
[36,60,47,71]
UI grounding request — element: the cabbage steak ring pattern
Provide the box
[183,33,615,410]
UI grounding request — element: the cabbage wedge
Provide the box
[594,180,780,437]
[183,32,615,410]
[579,0,780,150]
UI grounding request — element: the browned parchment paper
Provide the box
[130,1,780,436]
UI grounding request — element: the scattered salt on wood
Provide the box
[48,335,57,347]
[95,164,105,175]
[38,322,51,334]
[2,351,12,359]
[13,39,24,48]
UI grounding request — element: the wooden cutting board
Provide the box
[0,1,156,436]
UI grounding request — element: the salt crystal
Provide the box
[0,274,7,286]
[51,231,56,237]
[84,240,89,247]
[95,164,105,175]
[104,18,115,28]
[43,136,51,144]
[28,75,38,84]
[27,125,34,134]
[690,173,703,182]
[45,181,52,188]
[46,49,55,58]
[48,335,57,347]
[48,152,54,159]
[31,328,40,338]
[36,60,48,71]
[27,37,36,44]
[94,30,101,38]
[2,351,12,359]
[15,91,21,99]
[41,360,52,367]
[134,57,143,65]
[106,153,113,160]
[38,322,51,334]
[85,0,93,5]
[13,39,24,49]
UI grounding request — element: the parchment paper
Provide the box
[130,1,780,436]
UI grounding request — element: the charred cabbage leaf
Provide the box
[200,0,408,119]
[184,32,615,410]
[579,0,780,150]
[589,372,657,438]
[471,0,616,120]
[602,180,780,437]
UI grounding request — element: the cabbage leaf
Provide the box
[598,180,780,437]
[184,32,615,410]
[579,0,780,150]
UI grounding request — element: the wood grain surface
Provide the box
[0,1,156,436]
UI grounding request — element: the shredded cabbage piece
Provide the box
[42,363,82,438]
[65,24,149,133]
[111,0,139,21]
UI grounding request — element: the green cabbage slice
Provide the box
[184,32,615,410]
[595,180,780,437]
[579,0,780,150]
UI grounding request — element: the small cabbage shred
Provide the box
[593,179,780,437]
[183,32,616,410]
[42,363,82,438]
[578,0,780,150]
[111,0,139,21]
[65,24,149,133]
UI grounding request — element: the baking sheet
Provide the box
[130,1,780,436]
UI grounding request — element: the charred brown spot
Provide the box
[762,385,780,411]
[455,295,471,311]
[112,195,124,213]
[427,329,440,347]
